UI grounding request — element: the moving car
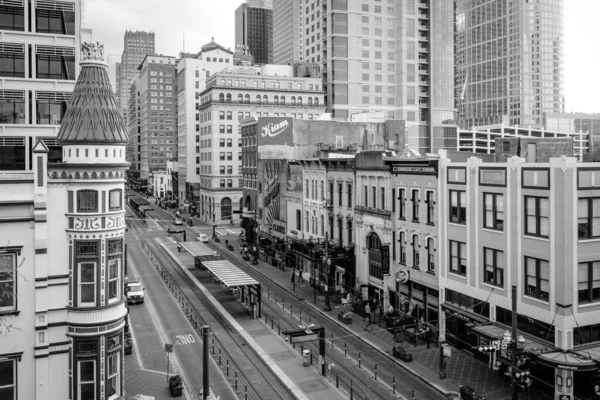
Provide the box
[198,234,209,243]
[173,217,183,225]
[126,281,145,304]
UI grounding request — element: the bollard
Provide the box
[350,380,353,400]
[271,316,274,330]
[245,386,248,400]
[331,333,334,347]
[275,294,277,304]
[374,364,377,381]
[278,321,280,335]
[268,287,270,299]
[291,304,293,316]
[359,352,361,369]
[265,314,268,323]
[412,390,415,400]
[226,360,229,378]
[283,298,285,310]
[393,376,396,394]
[212,339,215,355]
[219,348,221,366]
[344,342,347,357]
[235,372,238,391]
[336,373,339,388]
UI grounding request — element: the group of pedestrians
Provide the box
[290,266,305,284]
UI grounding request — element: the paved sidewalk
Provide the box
[212,232,548,400]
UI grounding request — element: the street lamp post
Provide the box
[509,285,528,400]
[322,242,332,312]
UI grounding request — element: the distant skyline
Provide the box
[83,0,600,115]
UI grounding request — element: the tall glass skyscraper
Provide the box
[235,0,273,64]
[456,0,564,129]
[291,0,456,153]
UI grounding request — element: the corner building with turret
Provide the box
[0,44,128,399]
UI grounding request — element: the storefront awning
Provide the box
[441,302,489,324]
[536,351,598,372]
[471,323,555,354]
[202,260,259,288]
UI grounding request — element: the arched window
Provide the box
[245,94,250,103]
[297,96,302,105]
[306,211,310,232]
[256,95,261,103]
[263,95,268,103]
[291,96,296,105]
[367,232,382,279]
[238,94,243,102]
[226,93,231,103]
[314,97,319,106]
[321,181,325,201]
[320,215,325,236]
[412,235,420,268]
[312,211,317,234]
[274,95,279,105]
[221,197,232,220]
[308,97,313,106]
[280,96,285,105]
[219,93,224,102]
[399,232,406,264]
[427,238,435,273]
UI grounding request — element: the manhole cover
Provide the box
[298,380,328,393]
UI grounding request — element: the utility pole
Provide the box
[202,325,209,400]
[511,285,518,400]
[324,233,331,311]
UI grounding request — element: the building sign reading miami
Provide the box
[257,117,294,147]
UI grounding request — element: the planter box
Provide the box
[337,312,353,325]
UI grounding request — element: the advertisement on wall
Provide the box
[256,117,295,159]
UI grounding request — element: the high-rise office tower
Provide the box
[0,0,84,171]
[299,0,455,153]
[456,0,564,129]
[118,31,155,127]
[235,0,273,64]
[130,55,178,179]
[273,0,303,65]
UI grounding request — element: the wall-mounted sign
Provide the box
[390,164,436,175]
[396,270,410,283]
[256,117,294,146]
[273,224,286,234]
[235,43,251,55]
[381,244,390,275]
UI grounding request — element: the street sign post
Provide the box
[165,343,173,382]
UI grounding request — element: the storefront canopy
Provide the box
[179,241,218,258]
[472,323,555,354]
[202,260,259,288]
[537,350,598,372]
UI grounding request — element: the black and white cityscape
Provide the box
[1,1,600,400]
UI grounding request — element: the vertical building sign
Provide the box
[381,244,390,275]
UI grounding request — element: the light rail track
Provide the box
[126,206,295,400]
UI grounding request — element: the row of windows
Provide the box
[449,191,600,239]
[216,93,320,106]
[395,233,435,273]
[216,78,320,91]
[397,188,435,224]
[0,49,75,80]
[77,189,123,213]
[0,4,75,35]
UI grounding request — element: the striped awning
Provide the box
[202,260,259,288]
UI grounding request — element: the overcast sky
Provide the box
[83,0,600,114]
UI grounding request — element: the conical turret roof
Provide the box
[57,60,129,144]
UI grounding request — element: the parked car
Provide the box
[198,234,209,243]
[126,281,145,304]
[173,217,183,225]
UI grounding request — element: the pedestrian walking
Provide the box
[364,302,371,328]
[298,267,304,282]
[229,219,234,226]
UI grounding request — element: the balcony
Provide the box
[67,301,128,326]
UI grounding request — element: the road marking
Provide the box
[226,229,236,234]
[175,333,196,346]
[216,230,224,235]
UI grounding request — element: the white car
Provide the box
[173,217,183,225]
[198,234,209,243]
[126,281,145,305]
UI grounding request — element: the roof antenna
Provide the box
[182,33,185,54]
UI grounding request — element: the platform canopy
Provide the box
[179,241,218,258]
[202,260,259,288]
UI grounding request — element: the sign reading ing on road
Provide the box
[165,343,173,353]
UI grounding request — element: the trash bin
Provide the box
[302,349,311,366]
